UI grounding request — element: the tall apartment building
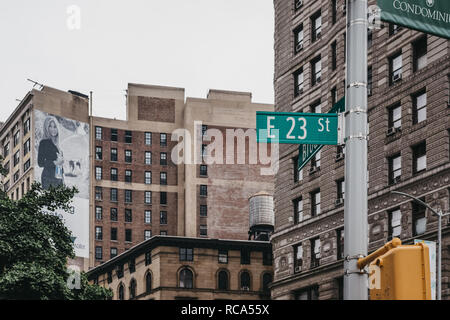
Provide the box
[271,0,450,299]
[0,83,274,271]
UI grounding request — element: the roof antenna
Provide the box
[27,78,44,90]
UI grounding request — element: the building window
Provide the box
[331,41,337,71]
[117,265,124,279]
[331,86,337,106]
[294,0,303,11]
[263,273,272,293]
[23,159,30,172]
[388,103,402,132]
[145,171,152,184]
[110,148,118,161]
[125,131,132,144]
[95,206,102,220]
[145,132,152,145]
[180,248,194,261]
[311,237,321,268]
[294,68,304,97]
[95,246,102,260]
[263,250,273,266]
[144,151,152,165]
[160,192,167,205]
[110,248,118,259]
[95,146,102,160]
[218,270,229,290]
[311,10,322,42]
[160,133,167,147]
[240,271,251,291]
[200,185,207,197]
[111,227,118,241]
[388,209,402,240]
[368,66,373,96]
[145,230,152,241]
[125,190,132,203]
[311,190,321,216]
[388,154,402,184]
[95,166,102,180]
[293,197,303,224]
[241,250,250,265]
[145,272,152,293]
[160,172,167,185]
[368,28,373,48]
[23,139,30,156]
[111,128,118,141]
[110,208,118,221]
[201,125,208,139]
[12,131,19,148]
[331,0,337,24]
[145,191,152,204]
[218,250,228,264]
[129,279,136,299]
[125,150,132,163]
[160,211,167,225]
[125,170,132,183]
[389,23,402,36]
[125,229,132,242]
[110,188,118,202]
[310,150,321,170]
[95,127,102,140]
[13,151,20,167]
[145,251,152,266]
[145,210,152,224]
[118,283,124,300]
[311,100,321,113]
[412,142,427,174]
[294,24,304,53]
[23,118,30,136]
[179,268,193,289]
[294,243,303,273]
[4,161,9,175]
[337,228,344,260]
[125,209,132,222]
[200,205,207,217]
[200,165,208,176]
[95,226,103,240]
[160,152,167,166]
[413,91,427,124]
[412,201,427,236]
[293,156,303,182]
[389,52,402,85]
[311,56,322,86]
[3,142,10,158]
[200,225,207,237]
[107,271,112,284]
[294,286,319,300]
[95,187,102,200]
[110,168,118,181]
[337,179,345,203]
[160,231,167,236]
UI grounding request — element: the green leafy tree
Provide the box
[0,164,112,299]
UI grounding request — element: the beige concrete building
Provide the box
[86,236,273,300]
[0,83,275,271]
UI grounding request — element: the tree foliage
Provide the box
[0,179,112,300]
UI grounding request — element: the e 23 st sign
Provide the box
[256,111,339,145]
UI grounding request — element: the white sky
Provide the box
[0,0,274,121]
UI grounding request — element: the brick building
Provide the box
[0,83,274,270]
[86,236,273,300]
[271,0,450,299]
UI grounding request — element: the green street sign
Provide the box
[256,112,339,145]
[378,0,450,39]
[297,97,345,170]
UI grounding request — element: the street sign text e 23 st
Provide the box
[256,112,338,145]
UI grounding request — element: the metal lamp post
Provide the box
[391,190,450,300]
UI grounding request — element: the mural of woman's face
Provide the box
[48,120,58,137]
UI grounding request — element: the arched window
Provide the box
[179,268,193,289]
[240,271,251,290]
[129,278,137,299]
[262,273,272,292]
[118,283,125,300]
[145,272,152,293]
[218,270,228,290]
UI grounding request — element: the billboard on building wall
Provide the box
[34,109,90,258]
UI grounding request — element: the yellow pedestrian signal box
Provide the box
[357,238,431,300]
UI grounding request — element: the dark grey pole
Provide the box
[344,0,368,300]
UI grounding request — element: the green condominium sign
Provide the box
[378,0,450,39]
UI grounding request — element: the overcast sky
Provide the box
[0,0,274,121]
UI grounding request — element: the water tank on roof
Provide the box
[248,191,274,241]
